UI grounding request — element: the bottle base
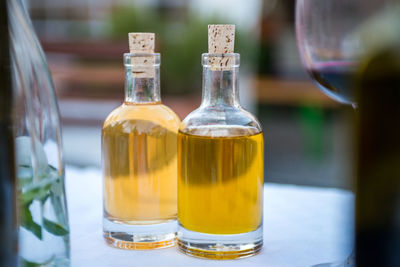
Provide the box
[177,224,263,260]
[103,217,177,250]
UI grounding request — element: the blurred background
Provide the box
[27,0,353,189]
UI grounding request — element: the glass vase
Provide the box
[8,0,70,266]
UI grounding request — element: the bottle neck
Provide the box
[124,53,161,104]
[200,53,240,108]
[201,66,240,108]
[124,68,161,103]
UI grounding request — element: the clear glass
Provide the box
[295,0,393,108]
[8,0,70,266]
[102,53,181,249]
[177,53,264,259]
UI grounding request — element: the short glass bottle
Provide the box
[102,53,180,249]
[177,53,264,259]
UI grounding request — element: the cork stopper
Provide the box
[128,33,155,78]
[208,24,235,70]
[129,33,155,53]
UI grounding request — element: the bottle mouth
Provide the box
[201,53,240,68]
[124,53,160,67]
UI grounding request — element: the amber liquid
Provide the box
[102,103,180,223]
[178,129,264,235]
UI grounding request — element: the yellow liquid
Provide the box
[178,130,264,234]
[102,103,180,222]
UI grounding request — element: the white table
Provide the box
[66,166,354,267]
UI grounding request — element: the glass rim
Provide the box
[124,53,160,66]
[201,53,240,67]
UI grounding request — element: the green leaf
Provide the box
[18,177,33,187]
[43,218,68,236]
[20,255,55,267]
[20,182,52,205]
[50,192,68,228]
[21,205,42,240]
[20,258,41,267]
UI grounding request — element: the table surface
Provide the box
[66,166,354,267]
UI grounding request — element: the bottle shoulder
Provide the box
[180,105,262,137]
[103,103,180,131]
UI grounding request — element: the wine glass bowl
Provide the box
[295,0,387,107]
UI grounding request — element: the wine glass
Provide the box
[296,0,392,110]
[295,0,395,266]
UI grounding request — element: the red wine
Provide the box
[309,61,356,105]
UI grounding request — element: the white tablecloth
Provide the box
[66,166,354,267]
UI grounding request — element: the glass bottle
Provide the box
[177,53,264,259]
[8,0,70,265]
[354,7,400,266]
[102,52,181,249]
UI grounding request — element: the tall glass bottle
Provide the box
[177,52,264,259]
[102,41,180,249]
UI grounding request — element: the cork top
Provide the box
[128,33,155,53]
[207,25,236,70]
[208,24,235,54]
[128,33,156,78]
